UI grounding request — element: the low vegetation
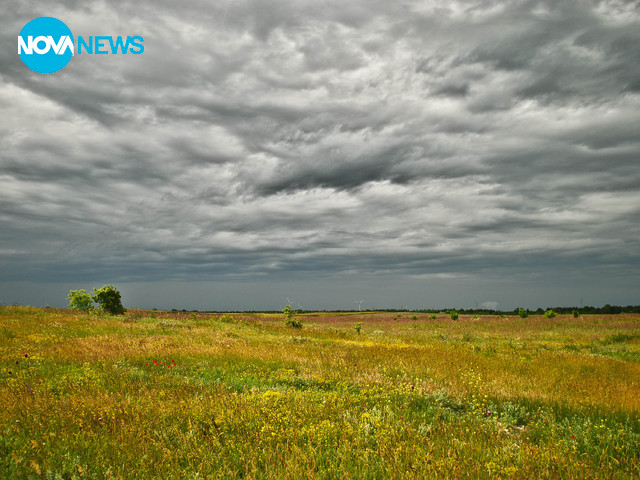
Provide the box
[1,306,639,478]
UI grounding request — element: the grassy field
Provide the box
[1,306,639,479]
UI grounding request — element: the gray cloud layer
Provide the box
[1,0,639,309]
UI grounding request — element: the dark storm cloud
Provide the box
[1,0,639,308]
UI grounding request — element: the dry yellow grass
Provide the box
[1,306,639,478]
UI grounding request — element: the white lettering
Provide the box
[18,36,31,54]
[18,35,74,55]
[33,36,49,54]
[56,36,74,55]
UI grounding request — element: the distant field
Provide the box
[1,306,639,479]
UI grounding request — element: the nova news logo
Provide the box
[18,16,144,74]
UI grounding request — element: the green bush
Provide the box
[67,289,94,312]
[544,309,556,319]
[286,318,303,329]
[283,305,295,321]
[67,285,125,315]
[283,305,302,328]
[449,310,459,321]
[93,285,125,315]
[518,308,529,318]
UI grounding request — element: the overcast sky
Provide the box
[1,0,639,310]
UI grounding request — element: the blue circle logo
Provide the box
[18,17,74,74]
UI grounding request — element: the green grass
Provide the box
[1,306,639,478]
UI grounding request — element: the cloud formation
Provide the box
[1,0,639,309]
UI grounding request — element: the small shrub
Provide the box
[499,401,531,426]
[429,314,437,320]
[286,318,303,329]
[449,310,459,321]
[409,315,418,320]
[283,305,302,329]
[431,389,464,412]
[355,322,362,334]
[518,308,529,318]
[544,309,556,319]
[572,309,580,318]
[283,305,295,321]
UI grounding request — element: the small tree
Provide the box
[283,305,302,328]
[283,305,294,321]
[93,285,125,315]
[67,289,94,312]
[449,310,459,321]
[544,309,556,319]
[518,308,529,318]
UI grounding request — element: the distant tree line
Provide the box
[162,305,640,315]
[414,305,640,315]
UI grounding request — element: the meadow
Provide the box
[1,306,639,479]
